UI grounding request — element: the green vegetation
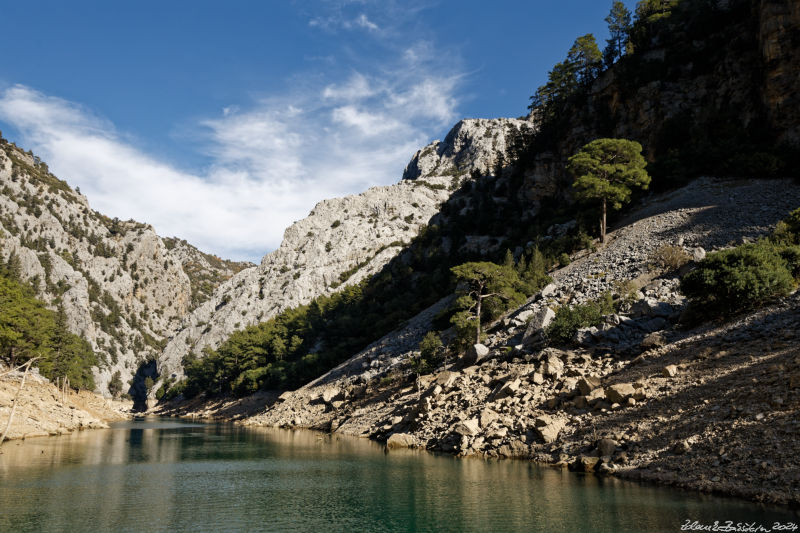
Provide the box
[411,331,443,377]
[546,293,616,345]
[680,208,800,317]
[603,1,632,66]
[568,138,650,244]
[0,254,97,390]
[449,255,547,346]
[108,370,123,398]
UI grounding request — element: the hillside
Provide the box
[0,139,249,399]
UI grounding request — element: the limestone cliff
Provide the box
[0,139,248,396]
[158,118,534,379]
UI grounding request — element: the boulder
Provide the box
[631,298,673,318]
[435,371,459,389]
[479,408,499,428]
[513,309,534,326]
[386,433,416,449]
[542,354,564,378]
[586,388,605,404]
[574,326,599,346]
[641,331,666,349]
[597,438,618,457]
[531,372,544,385]
[321,387,342,404]
[453,418,481,437]
[533,415,565,444]
[605,383,636,404]
[577,376,602,396]
[571,455,601,472]
[492,378,521,400]
[691,247,706,262]
[662,364,678,377]
[540,283,557,299]
[522,307,555,344]
[463,344,490,366]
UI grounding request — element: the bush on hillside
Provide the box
[545,293,615,345]
[680,242,796,316]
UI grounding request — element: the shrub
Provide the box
[412,331,443,375]
[546,293,615,344]
[680,242,795,316]
[558,253,571,267]
[650,244,690,271]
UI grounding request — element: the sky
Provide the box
[0,0,635,262]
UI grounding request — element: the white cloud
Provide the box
[354,14,379,31]
[0,64,460,261]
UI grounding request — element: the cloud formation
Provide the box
[0,51,460,261]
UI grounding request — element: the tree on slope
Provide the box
[450,262,525,346]
[568,138,650,245]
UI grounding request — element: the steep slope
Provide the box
[163,237,254,308]
[158,118,534,378]
[0,138,247,397]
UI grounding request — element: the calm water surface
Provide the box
[0,417,796,532]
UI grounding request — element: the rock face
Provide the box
[402,118,534,181]
[759,0,800,144]
[0,140,248,396]
[159,118,534,380]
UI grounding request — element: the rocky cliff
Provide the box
[158,118,534,380]
[0,139,249,396]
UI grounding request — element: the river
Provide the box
[0,418,795,532]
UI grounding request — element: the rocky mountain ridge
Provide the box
[157,117,534,380]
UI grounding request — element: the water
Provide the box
[0,418,795,532]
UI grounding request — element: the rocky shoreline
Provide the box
[0,366,131,443]
[157,178,800,507]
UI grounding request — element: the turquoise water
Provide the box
[0,418,795,532]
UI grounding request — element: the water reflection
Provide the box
[0,418,795,532]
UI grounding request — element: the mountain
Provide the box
[0,138,250,398]
[158,118,534,379]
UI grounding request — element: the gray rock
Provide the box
[453,418,481,437]
[386,433,416,449]
[522,307,555,345]
[543,354,565,377]
[605,383,637,404]
[322,387,342,404]
[540,283,557,299]
[662,364,678,377]
[463,344,490,366]
[479,408,499,428]
[577,376,602,396]
[533,415,565,444]
[492,378,521,400]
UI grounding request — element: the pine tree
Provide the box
[450,262,525,345]
[603,1,632,66]
[568,34,603,85]
[568,138,650,244]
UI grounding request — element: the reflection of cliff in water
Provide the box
[130,359,158,412]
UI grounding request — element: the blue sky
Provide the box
[0,0,635,261]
